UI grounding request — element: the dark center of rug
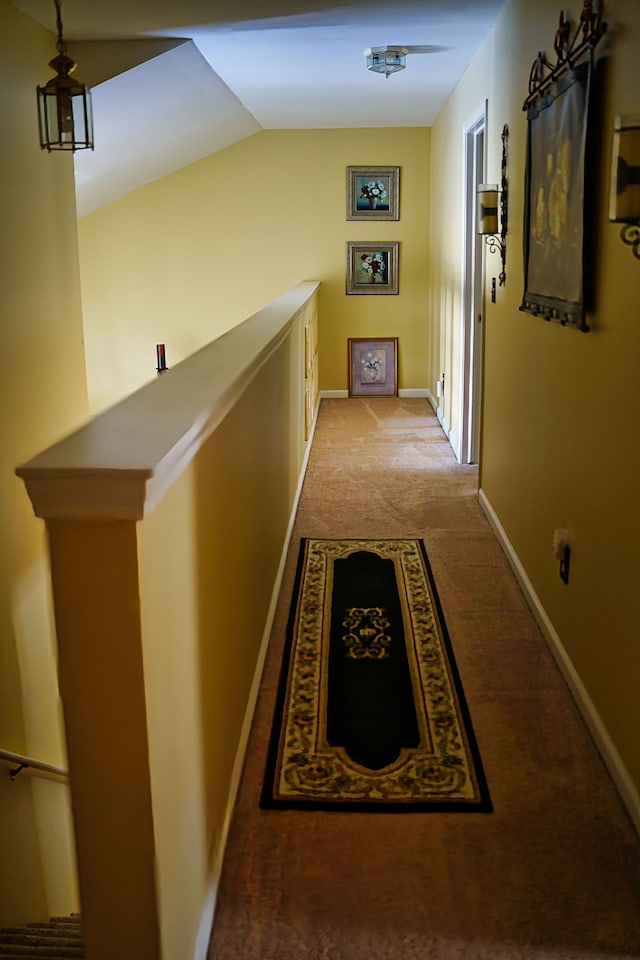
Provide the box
[328,550,419,770]
[261,538,492,812]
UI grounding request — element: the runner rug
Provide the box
[261,538,492,812]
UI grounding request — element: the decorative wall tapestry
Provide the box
[520,2,607,332]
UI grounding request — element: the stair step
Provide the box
[0,917,83,959]
[0,940,79,947]
[0,943,82,960]
[0,931,80,942]
[21,931,80,938]
[0,946,82,956]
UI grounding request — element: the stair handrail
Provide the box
[0,747,69,781]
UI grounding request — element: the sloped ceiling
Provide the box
[11,0,507,215]
[72,41,260,215]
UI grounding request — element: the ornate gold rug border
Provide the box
[261,539,492,813]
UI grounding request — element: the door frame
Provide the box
[459,102,488,465]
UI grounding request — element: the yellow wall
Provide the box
[0,0,88,926]
[6,2,638,945]
[429,0,640,797]
[78,128,430,412]
[36,295,311,958]
[137,316,307,957]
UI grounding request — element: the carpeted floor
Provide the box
[0,915,82,958]
[208,397,640,960]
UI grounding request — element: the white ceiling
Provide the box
[12,0,506,215]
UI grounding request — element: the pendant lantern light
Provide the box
[36,0,94,152]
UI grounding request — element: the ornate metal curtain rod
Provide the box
[523,1,608,109]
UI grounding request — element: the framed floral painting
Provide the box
[345,241,399,295]
[346,166,400,220]
[348,338,398,398]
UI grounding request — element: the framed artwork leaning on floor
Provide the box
[348,338,398,397]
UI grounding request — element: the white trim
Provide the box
[436,407,451,440]
[17,283,320,522]
[194,401,321,959]
[429,393,461,463]
[193,888,215,960]
[320,387,431,400]
[398,388,429,398]
[448,424,460,461]
[321,389,429,400]
[460,102,488,467]
[478,487,640,836]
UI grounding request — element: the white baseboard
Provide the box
[194,403,320,958]
[478,487,640,836]
[428,393,461,462]
[320,389,430,400]
[193,889,215,960]
[436,406,450,439]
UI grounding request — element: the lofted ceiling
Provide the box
[12,0,506,215]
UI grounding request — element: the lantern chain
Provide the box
[54,0,67,56]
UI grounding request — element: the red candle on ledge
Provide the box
[156,343,167,372]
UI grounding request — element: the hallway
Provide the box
[208,398,640,959]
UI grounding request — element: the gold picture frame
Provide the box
[345,241,399,295]
[346,166,400,220]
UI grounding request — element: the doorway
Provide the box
[459,104,487,465]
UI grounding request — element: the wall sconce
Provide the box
[36,0,94,152]
[609,115,640,260]
[477,124,509,288]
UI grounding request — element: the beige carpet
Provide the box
[0,915,82,958]
[208,398,640,960]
